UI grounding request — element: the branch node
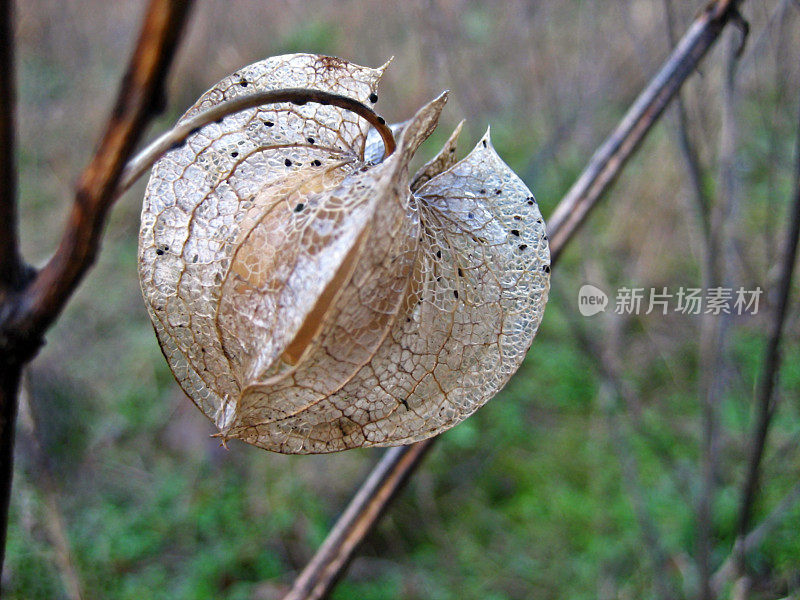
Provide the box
[730,8,750,57]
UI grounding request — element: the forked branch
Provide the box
[0,0,193,357]
[282,1,747,598]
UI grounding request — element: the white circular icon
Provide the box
[578,284,608,316]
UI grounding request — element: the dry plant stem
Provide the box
[547,0,745,261]
[671,91,712,240]
[283,3,746,598]
[283,444,432,600]
[698,29,743,600]
[19,381,85,600]
[120,88,396,196]
[735,96,800,568]
[0,0,21,290]
[713,480,800,594]
[761,0,794,271]
[0,0,194,579]
[0,0,23,578]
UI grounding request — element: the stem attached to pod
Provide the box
[120,88,396,196]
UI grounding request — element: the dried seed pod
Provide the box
[138,53,550,453]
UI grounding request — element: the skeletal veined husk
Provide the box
[138,54,550,453]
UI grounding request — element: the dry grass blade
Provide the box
[281,2,747,598]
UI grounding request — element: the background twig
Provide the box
[713,479,800,594]
[18,378,85,600]
[281,5,747,598]
[698,26,743,600]
[664,0,713,245]
[547,0,745,261]
[735,93,800,571]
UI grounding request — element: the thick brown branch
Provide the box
[1,0,193,356]
[282,2,747,598]
[0,362,20,580]
[0,0,22,290]
[0,0,193,581]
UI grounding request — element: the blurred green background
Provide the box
[5,1,800,598]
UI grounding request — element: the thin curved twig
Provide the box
[663,0,713,244]
[119,88,396,196]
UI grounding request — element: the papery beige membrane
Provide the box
[138,53,550,453]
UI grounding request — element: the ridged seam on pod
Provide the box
[138,53,550,454]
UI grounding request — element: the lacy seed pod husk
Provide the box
[138,53,550,453]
